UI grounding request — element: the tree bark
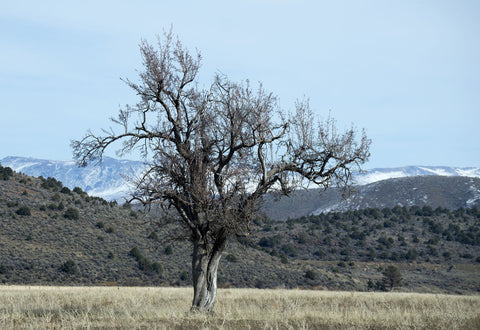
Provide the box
[191,235,226,312]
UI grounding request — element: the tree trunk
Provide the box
[191,236,226,312]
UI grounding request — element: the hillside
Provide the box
[262,176,480,220]
[0,165,479,293]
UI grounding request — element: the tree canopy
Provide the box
[72,31,371,312]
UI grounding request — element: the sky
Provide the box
[1,0,479,169]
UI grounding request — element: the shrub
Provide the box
[96,221,105,229]
[60,187,72,195]
[460,253,473,259]
[281,244,297,257]
[258,235,281,248]
[0,165,14,180]
[15,206,31,216]
[73,187,85,195]
[52,193,61,202]
[180,270,189,281]
[150,262,163,273]
[314,250,326,258]
[164,246,173,255]
[405,248,418,261]
[129,247,162,274]
[41,177,63,191]
[377,236,394,248]
[381,265,402,291]
[60,259,77,274]
[63,207,79,220]
[305,270,317,280]
[297,232,308,244]
[48,203,57,210]
[129,247,142,259]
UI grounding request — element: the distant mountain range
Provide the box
[353,166,480,185]
[0,156,144,201]
[1,156,479,213]
[262,176,480,220]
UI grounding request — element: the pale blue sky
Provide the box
[1,0,479,168]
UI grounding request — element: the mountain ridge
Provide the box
[0,156,145,201]
[2,156,479,202]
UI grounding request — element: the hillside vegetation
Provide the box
[0,164,479,293]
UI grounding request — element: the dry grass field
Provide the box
[0,286,479,329]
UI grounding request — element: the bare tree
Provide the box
[72,31,371,312]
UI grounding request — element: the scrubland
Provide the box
[0,286,479,329]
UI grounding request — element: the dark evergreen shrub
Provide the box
[405,248,418,261]
[129,247,142,259]
[63,207,79,220]
[73,187,85,195]
[60,259,77,274]
[15,206,31,216]
[381,265,402,291]
[60,187,72,195]
[129,247,162,273]
[47,203,57,210]
[305,269,317,280]
[41,177,63,191]
[0,165,14,180]
[164,245,173,255]
[280,243,297,257]
[180,270,189,281]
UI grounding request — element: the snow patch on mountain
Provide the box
[354,166,480,186]
[1,156,145,201]
[467,180,480,208]
[353,170,406,185]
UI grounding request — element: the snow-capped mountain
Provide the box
[0,156,144,201]
[311,176,480,215]
[1,156,479,202]
[353,166,480,185]
[262,176,480,220]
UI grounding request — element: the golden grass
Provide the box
[0,286,479,329]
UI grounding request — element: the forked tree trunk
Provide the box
[191,236,226,312]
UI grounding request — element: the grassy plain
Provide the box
[0,286,479,329]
